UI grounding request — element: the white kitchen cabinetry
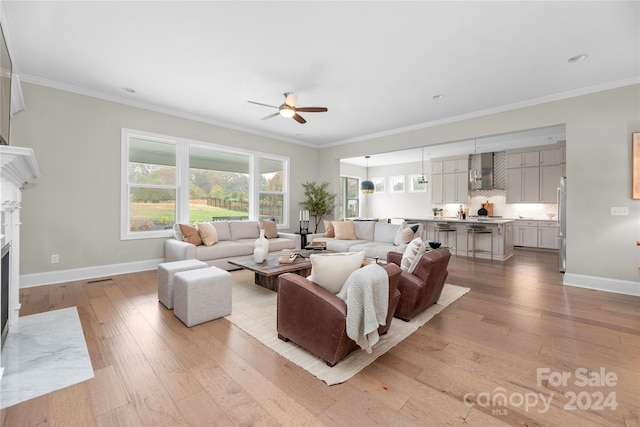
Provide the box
[444,158,469,173]
[506,167,540,203]
[538,221,559,249]
[513,220,538,247]
[539,148,563,166]
[443,172,469,203]
[431,156,469,204]
[507,151,539,168]
[431,173,444,203]
[539,164,563,202]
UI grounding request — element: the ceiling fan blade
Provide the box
[261,112,280,120]
[292,113,306,124]
[295,107,328,113]
[284,93,297,107]
[248,100,278,109]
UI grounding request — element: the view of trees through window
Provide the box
[125,135,288,235]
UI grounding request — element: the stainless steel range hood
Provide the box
[470,152,502,191]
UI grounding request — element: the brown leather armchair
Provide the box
[277,263,402,367]
[387,249,451,321]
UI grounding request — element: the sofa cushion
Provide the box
[259,219,279,239]
[353,221,376,241]
[333,220,357,240]
[195,241,254,260]
[394,226,415,246]
[179,224,202,246]
[349,242,402,261]
[230,221,260,240]
[401,238,426,273]
[308,251,366,293]
[324,220,336,237]
[212,221,231,241]
[374,222,402,244]
[198,222,219,246]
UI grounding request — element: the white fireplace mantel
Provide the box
[1,146,41,204]
[1,145,40,378]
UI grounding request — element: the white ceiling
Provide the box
[2,1,639,148]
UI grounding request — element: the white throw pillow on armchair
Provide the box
[308,251,366,293]
[401,238,426,273]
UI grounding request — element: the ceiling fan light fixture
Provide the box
[279,106,295,118]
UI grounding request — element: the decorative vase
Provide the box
[254,229,269,263]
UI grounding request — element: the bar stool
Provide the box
[466,225,493,261]
[434,222,457,255]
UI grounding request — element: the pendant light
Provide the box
[360,155,374,194]
[418,147,428,184]
[469,140,481,184]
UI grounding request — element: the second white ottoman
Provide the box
[174,267,232,327]
[158,259,209,309]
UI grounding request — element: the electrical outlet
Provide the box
[51,254,59,264]
[610,207,629,216]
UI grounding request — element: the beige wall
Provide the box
[319,84,640,288]
[12,83,318,277]
[11,82,640,292]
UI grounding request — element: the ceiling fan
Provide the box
[247,93,327,124]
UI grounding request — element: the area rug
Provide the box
[0,307,94,408]
[226,270,470,385]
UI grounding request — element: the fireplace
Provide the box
[1,243,8,346]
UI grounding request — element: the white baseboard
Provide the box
[563,273,640,297]
[19,258,165,288]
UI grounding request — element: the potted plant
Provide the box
[432,207,443,217]
[300,181,336,233]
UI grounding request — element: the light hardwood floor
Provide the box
[2,249,639,426]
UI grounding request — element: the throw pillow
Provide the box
[198,222,219,246]
[179,224,202,246]
[333,221,357,240]
[173,223,184,241]
[394,226,415,246]
[259,219,279,239]
[308,251,366,293]
[324,220,335,237]
[401,237,426,273]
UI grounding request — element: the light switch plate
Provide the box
[610,207,629,216]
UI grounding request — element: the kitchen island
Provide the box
[405,217,514,261]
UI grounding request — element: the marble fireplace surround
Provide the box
[0,145,40,379]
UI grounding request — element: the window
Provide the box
[259,158,286,224]
[189,146,249,222]
[409,174,427,192]
[123,136,177,239]
[389,175,405,193]
[121,129,289,239]
[338,176,360,219]
[372,176,385,193]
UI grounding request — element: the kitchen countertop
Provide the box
[407,217,515,224]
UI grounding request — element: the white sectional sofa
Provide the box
[164,220,300,271]
[306,220,423,261]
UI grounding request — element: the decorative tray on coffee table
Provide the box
[304,241,327,250]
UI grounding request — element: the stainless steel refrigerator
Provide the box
[558,177,567,272]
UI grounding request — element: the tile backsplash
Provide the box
[435,189,558,220]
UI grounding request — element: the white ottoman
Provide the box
[173,267,232,327]
[158,259,209,309]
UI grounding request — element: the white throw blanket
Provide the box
[337,264,389,354]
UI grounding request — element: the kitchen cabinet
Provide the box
[431,156,469,204]
[444,158,469,173]
[507,167,539,203]
[431,173,444,203]
[539,164,563,202]
[513,220,538,247]
[507,151,539,168]
[503,222,514,256]
[540,148,563,166]
[443,172,469,203]
[538,221,559,249]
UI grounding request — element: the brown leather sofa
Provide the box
[276,263,402,367]
[387,249,451,321]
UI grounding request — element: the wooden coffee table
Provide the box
[229,250,320,291]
